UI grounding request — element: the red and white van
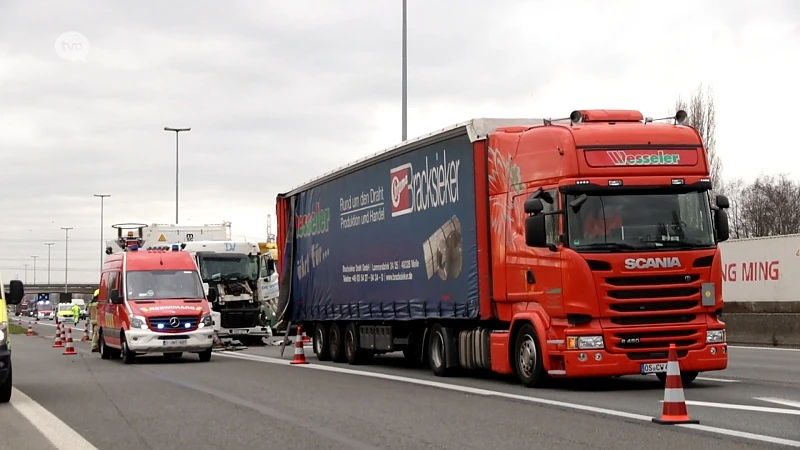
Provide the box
[97,240,215,364]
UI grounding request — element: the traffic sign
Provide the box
[158,234,167,242]
[186,233,194,241]
[37,293,49,301]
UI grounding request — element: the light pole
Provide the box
[164,127,191,224]
[61,227,73,294]
[44,243,54,284]
[401,0,407,141]
[23,264,28,283]
[94,194,111,269]
[31,256,38,284]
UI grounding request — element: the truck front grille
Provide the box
[600,272,707,354]
[220,309,260,329]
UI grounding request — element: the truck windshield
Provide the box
[126,270,205,300]
[566,190,715,251]
[198,254,259,282]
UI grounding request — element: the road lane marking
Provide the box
[756,397,800,409]
[215,351,800,448]
[696,376,740,383]
[661,399,800,416]
[11,388,98,450]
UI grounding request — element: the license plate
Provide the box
[229,329,250,334]
[162,339,188,347]
[641,362,668,374]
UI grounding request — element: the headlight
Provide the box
[0,329,6,346]
[707,329,725,344]
[199,314,213,328]
[566,335,604,350]
[130,315,148,330]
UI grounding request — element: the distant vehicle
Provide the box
[35,301,54,320]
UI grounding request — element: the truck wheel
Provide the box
[0,362,12,403]
[198,348,212,362]
[314,323,331,361]
[121,333,136,365]
[328,323,345,363]
[513,323,544,388]
[344,322,365,365]
[428,324,455,377]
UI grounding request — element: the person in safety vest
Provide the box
[71,303,81,326]
[88,289,100,352]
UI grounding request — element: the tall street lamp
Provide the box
[44,243,55,284]
[401,0,407,141]
[164,127,191,224]
[31,255,38,284]
[94,194,111,270]
[61,227,73,294]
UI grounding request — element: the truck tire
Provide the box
[120,333,136,365]
[344,322,365,365]
[328,323,345,363]
[428,324,456,377]
[0,363,12,403]
[513,323,544,388]
[314,323,331,361]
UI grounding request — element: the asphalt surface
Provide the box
[1,319,798,449]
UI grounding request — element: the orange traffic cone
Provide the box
[53,323,64,348]
[81,325,90,342]
[652,344,699,425]
[290,325,309,365]
[62,327,77,355]
[26,322,34,336]
[302,333,311,344]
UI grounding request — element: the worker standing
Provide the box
[88,289,100,352]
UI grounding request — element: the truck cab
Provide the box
[1,277,25,402]
[509,110,730,385]
[177,240,273,345]
[98,225,215,363]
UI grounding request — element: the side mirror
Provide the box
[202,282,210,296]
[6,280,24,305]
[524,197,544,214]
[714,208,730,242]
[109,289,123,304]
[207,288,218,303]
[524,215,548,247]
[715,194,730,209]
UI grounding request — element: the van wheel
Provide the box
[513,323,544,388]
[314,323,331,361]
[0,363,12,403]
[99,330,112,360]
[428,324,455,377]
[328,323,345,362]
[120,334,136,365]
[198,348,212,362]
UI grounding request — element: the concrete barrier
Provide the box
[723,312,800,347]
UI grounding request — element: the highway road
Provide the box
[1,319,798,450]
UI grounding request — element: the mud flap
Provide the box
[440,325,460,370]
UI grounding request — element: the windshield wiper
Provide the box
[574,242,636,252]
[639,239,711,249]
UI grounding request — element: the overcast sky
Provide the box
[1,0,798,284]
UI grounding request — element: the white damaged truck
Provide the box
[176,241,273,345]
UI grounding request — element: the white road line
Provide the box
[665,399,800,416]
[756,397,800,410]
[215,351,800,448]
[696,376,740,383]
[11,388,98,450]
[728,345,800,352]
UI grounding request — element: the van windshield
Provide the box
[126,270,204,300]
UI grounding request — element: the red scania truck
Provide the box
[275,109,731,387]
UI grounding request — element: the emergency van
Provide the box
[1,277,25,402]
[97,225,215,364]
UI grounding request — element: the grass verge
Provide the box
[9,323,29,335]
